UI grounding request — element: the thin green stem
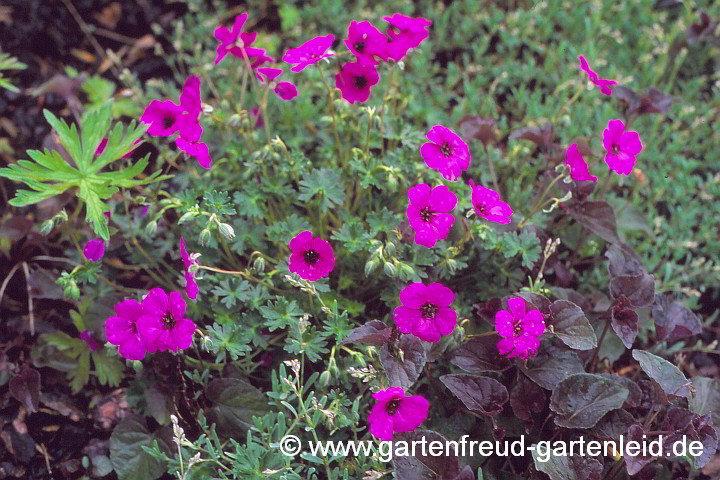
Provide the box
[518,173,565,228]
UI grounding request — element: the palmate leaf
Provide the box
[0,100,171,241]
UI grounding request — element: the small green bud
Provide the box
[218,223,235,240]
[383,262,397,278]
[39,220,54,236]
[199,229,211,246]
[145,220,157,236]
[253,256,265,273]
[64,281,80,300]
[385,242,396,257]
[364,258,379,277]
[319,370,331,387]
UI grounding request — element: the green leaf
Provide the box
[109,415,171,480]
[298,168,347,213]
[68,350,90,394]
[260,297,306,332]
[91,352,124,387]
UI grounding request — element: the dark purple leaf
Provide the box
[662,407,718,469]
[454,466,475,480]
[637,379,670,411]
[9,367,41,413]
[605,243,645,277]
[392,453,437,480]
[472,297,502,325]
[440,374,508,416]
[109,415,172,480]
[632,350,691,398]
[395,430,462,480]
[339,320,391,346]
[593,409,635,441]
[448,336,511,373]
[597,374,642,408]
[652,0,684,10]
[687,11,719,45]
[651,294,702,343]
[609,274,655,308]
[27,268,65,300]
[514,292,552,316]
[689,377,720,426]
[519,347,585,390]
[568,201,619,244]
[532,449,603,480]
[625,424,660,475]
[549,373,628,428]
[610,305,638,349]
[551,288,591,312]
[0,216,34,240]
[457,116,496,147]
[613,86,675,118]
[509,122,554,150]
[206,378,269,438]
[510,373,545,426]
[379,334,427,390]
[549,300,597,350]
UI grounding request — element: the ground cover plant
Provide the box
[0,0,719,479]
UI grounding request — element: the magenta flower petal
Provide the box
[420,125,471,181]
[256,67,284,83]
[335,62,380,104]
[288,231,335,281]
[105,299,147,360]
[179,237,198,299]
[603,119,643,176]
[176,138,212,169]
[565,143,597,182]
[368,387,428,441]
[141,100,184,137]
[393,282,457,342]
[383,14,432,61]
[577,55,616,95]
[180,75,203,117]
[344,21,388,65]
[84,238,105,262]
[274,82,297,101]
[468,180,513,224]
[283,34,335,72]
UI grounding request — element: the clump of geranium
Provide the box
[105,288,196,360]
[141,75,212,169]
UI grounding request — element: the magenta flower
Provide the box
[179,237,198,300]
[141,100,184,137]
[283,34,335,72]
[495,297,545,359]
[468,180,513,224]
[176,138,212,169]
[105,299,147,360]
[420,125,471,181]
[383,14,432,61]
[213,13,265,64]
[406,184,456,248]
[565,143,597,182]
[250,53,274,70]
[256,67,298,101]
[603,119,644,175]
[288,231,335,281]
[368,387,429,441]
[84,238,105,262]
[393,283,457,343]
[577,55,616,96]
[136,288,196,353]
[95,137,108,155]
[344,21,388,64]
[80,330,102,351]
[335,62,380,104]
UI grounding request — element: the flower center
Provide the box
[476,203,486,215]
[440,142,452,157]
[420,206,434,222]
[421,303,437,319]
[611,144,619,154]
[513,322,523,337]
[353,75,368,88]
[354,41,365,53]
[304,249,320,265]
[385,398,401,415]
[163,312,176,329]
[163,116,175,129]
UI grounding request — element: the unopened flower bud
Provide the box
[145,220,157,236]
[199,229,211,246]
[253,256,265,273]
[39,220,54,236]
[218,223,235,240]
[383,262,398,278]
